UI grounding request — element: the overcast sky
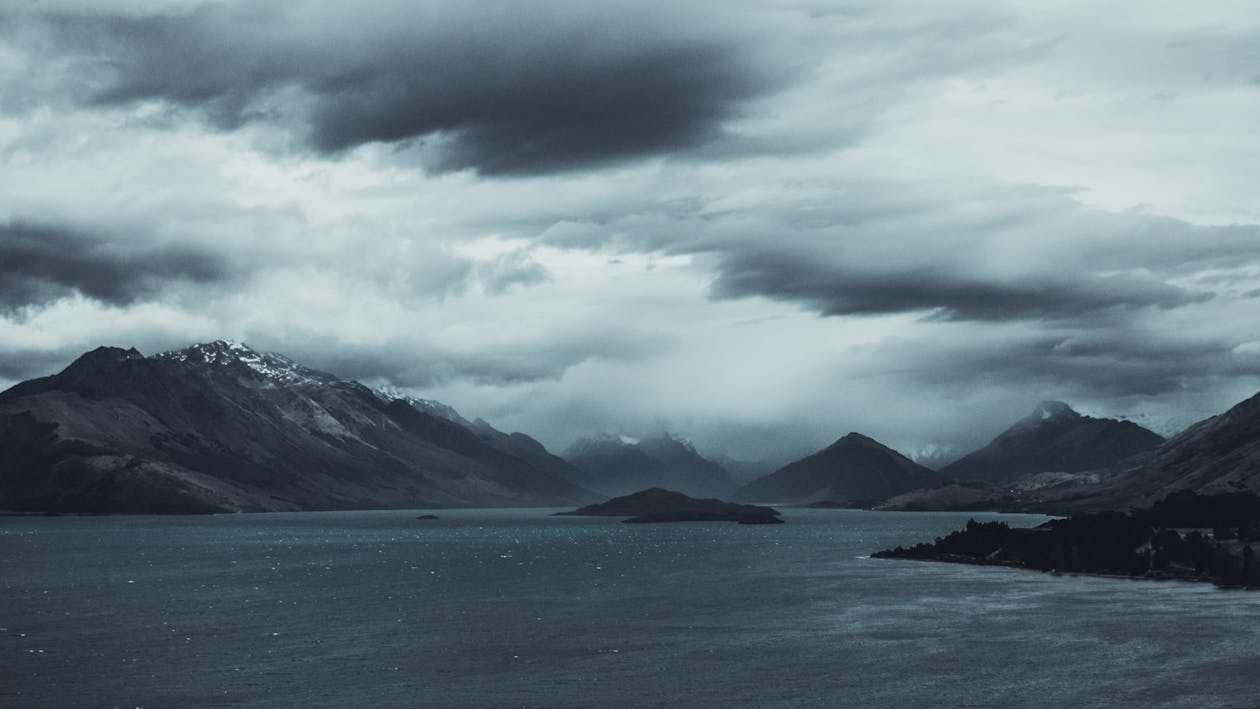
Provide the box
[3,0,1260,462]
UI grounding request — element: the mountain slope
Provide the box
[939,401,1164,483]
[1106,391,1260,507]
[734,432,941,504]
[563,434,736,498]
[0,341,595,513]
[367,389,587,486]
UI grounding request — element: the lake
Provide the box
[3,508,1257,707]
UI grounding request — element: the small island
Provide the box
[556,487,784,524]
[873,490,1260,588]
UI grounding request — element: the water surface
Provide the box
[3,508,1256,707]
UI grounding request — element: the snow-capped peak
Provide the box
[154,341,335,386]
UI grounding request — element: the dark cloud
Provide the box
[863,324,1260,406]
[0,221,230,310]
[13,2,781,175]
[707,249,1207,322]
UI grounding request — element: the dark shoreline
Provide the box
[873,491,1260,589]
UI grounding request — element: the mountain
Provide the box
[1101,391,1260,507]
[0,341,595,513]
[562,433,737,498]
[939,401,1164,483]
[712,453,782,486]
[733,432,941,505]
[881,396,1260,515]
[369,387,586,487]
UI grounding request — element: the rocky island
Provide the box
[874,490,1260,588]
[557,487,784,524]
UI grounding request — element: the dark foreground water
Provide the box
[3,508,1259,708]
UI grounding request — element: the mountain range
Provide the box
[5,341,1260,515]
[0,341,594,513]
[881,398,1260,514]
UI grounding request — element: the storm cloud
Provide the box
[0,221,229,310]
[708,250,1208,322]
[8,1,782,175]
[3,1,1260,461]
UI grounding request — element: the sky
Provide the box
[2,0,1260,463]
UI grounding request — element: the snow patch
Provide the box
[154,340,335,387]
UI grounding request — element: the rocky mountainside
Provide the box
[734,432,941,505]
[939,401,1164,482]
[562,433,737,498]
[0,341,595,513]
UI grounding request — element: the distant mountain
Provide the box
[733,432,941,505]
[939,401,1164,483]
[0,341,595,513]
[881,398,1260,515]
[562,434,737,498]
[712,453,782,486]
[906,443,963,471]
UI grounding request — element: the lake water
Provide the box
[3,508,1258,708]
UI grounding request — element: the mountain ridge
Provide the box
[0,341,595,513]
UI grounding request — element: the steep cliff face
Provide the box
[940,401,1164,482]
[0,341,595,513]
[734,432,941,505]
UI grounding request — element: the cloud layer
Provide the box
[0,221,229,311]
[2,1,1260,461]
[9,1,783,175]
